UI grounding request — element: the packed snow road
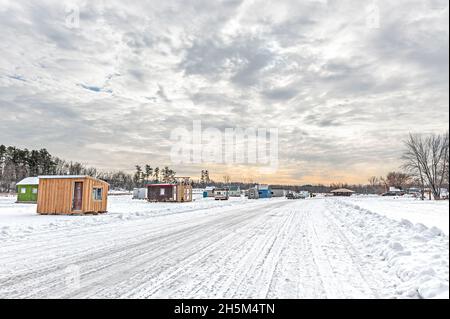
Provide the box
[0,196,448,299]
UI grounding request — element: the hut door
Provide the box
[73,182,83,211]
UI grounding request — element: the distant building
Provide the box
[271,189,286,198]
[258,184,272,199]
[228,186,241,197]
[133,188,147,200]
[248,187,259,199]
[248,184,272,199]
[16,177,39,203]
[203,186,215,198]
[331,188,355,197]
[147,177,193,203]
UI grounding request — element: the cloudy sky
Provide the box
[0,0,448,184]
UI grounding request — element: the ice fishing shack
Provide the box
[16,177,39,203]
[147,177,193,202]
[37,176,109,215]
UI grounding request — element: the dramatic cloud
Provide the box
[0,0,448,184]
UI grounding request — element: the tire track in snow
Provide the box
[0,198,405,298]
[306,199,379,298]
[116,201,293,298]
[163,209,275,298]
[65,201,289,298]
[0,201,282,298]
[265,205,326,298]
[217,208,296,298]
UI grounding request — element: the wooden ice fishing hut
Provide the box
[147,177,193,202]
[37,176,109,215]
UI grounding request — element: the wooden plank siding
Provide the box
[147,184,193,202]
[37,176,109,215]
[176,184,192,202]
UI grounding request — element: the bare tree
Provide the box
[427,132,449,199]
[402,132,449,200]
[402,134,426,199]
[223,175,231,185]
[379,176,389,193]
[368,176,381,194]
[444,136,450,188]
[385,172,411,190]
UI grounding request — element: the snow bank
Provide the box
[331,199,449,299]
[339,196,449,235]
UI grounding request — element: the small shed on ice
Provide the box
[133,188,148,200]
[248,187,259,199]
[228,186,241,197]
[37,176,109,215]
[203,186,215,198]
[16,177,39,203]
[271,189,286,198]
[331,188,355,197]
[258,184,272,198]
[147,177,193,202]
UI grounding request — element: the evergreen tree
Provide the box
[154,167,160,183]
[134,165,143,187]
[144,165,153,184]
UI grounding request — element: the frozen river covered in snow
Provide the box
[0,195,448,299]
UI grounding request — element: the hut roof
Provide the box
[38,175,109,185]
[16,177,39,186]
[147,183,176,187]
[39,175,90,179]
[331,188,355,193]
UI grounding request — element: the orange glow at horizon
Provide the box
[192,163,394,186]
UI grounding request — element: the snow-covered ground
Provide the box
[0,195,448,299]
[338,195,449,235]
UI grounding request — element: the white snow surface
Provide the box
[0,195,448,299]
[338,195,449,235]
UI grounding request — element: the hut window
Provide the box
[160,188,165,195]
[20,187,27,194]
[32,188,38,194]
[93,188,103,200]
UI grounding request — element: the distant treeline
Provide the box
[0,145,181,193]
[0,145,61,192]
[3,130,447,196]
[0,144,378,194]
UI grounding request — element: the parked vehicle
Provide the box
[299,191,310,199]
[382,191,405,197]
[214,188,229,200]
[286,192,307,199]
